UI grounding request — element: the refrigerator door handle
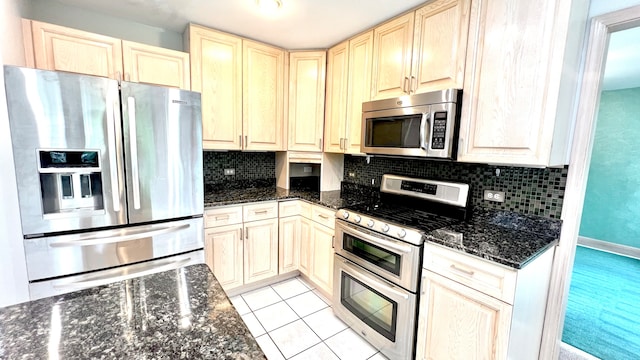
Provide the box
[106,93,121,212]
[49,223,190,248]
[127,96,142,210]
[51,256,192,290]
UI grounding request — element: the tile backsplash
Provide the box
[343,155,567,219]
[203,151,275,186]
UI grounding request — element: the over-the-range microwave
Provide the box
[361,89,462,159]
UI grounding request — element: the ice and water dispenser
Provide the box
[38,150,104,216]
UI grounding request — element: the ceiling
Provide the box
[55,0,427,49]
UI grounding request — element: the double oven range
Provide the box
[333,174,469,359]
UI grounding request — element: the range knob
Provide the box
[397,229,407,238]
[354,215,361,223]
[381,224,390,233]
[342,211,350,219]
[367,219,375,228]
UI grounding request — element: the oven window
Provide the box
[365,114,422,148]
[343,233,402,276]
[340,272,397,342]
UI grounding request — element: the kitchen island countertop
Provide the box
[0,264,265,360]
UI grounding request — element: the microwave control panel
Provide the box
[431,111,448,150]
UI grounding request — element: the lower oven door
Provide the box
[333,254,417,360]
[335,220,421,292]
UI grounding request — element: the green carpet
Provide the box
[562,246,640,360]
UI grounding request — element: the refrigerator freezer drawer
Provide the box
[24,217,204,282]
[28,249,204,300]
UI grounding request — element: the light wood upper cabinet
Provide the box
[26,20,123,79]
[345,31,373,154]
[371,12,415,100]
[324,41,349,153]
[188,25,243,150]
[412,0,471,93]
[122,40,190,89]
[416,270,512,360]
[457,0,580,166]
[324,31,373,155]
[288,51,327,152]
[370,0,472,100]
[244,40,286,151]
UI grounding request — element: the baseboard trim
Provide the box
[224,271,301,298]
[577,236,640,260]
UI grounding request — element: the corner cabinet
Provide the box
[416,243,555,360]
[457,0,586,166]
[288,51,327,152]
[24,20,190,89]
[370,0,472,100]
[324,31,373,155]
[186,25,285,151]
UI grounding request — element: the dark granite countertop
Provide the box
[0,264,265,360]
[204,186,369,210]
[425,208,561,269]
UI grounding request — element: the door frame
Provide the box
[540,5,640,359]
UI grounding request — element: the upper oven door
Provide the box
[361,105,431,157]
[334,220,421,292]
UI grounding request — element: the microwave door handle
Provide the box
[419,112,431,152]
[127,97,141,210]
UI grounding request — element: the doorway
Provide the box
[540,5,640,359]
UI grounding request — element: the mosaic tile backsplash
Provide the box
[203,151,275,186]
[343,155,567,219]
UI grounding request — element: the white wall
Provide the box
[28,0,184,51]
[0,0,30,307]
[589,0,640,17]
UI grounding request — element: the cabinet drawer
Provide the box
[279,200,302,217]
[205,206,243,227]
[243,201,278,222]
[423,243,517,304]
[311,205,336,229]
[299,201,312,219]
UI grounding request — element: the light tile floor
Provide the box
[230,277,388,360]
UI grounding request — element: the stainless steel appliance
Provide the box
[361,89,462,159]
[333,174,469,360]
[4,66,204,299]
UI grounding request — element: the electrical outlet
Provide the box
[484,190,505,203]
[224,168,235,176]
[303,166,312,173]
[348,172,356,178]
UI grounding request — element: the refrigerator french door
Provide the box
[4,66,204,299]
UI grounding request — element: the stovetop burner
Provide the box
[337,174,470,245]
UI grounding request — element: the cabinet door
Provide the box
[346,31,373,154]
[122,40,190,90]
[279,216,300,274]
[299,217,312,276]
[457,0,565,165]
[188,25,243,150]
[411,0,471,94]
[309,222,335,295]
[371,12,415,100]
[288,51,327,152]
[28,20,123,79]
[244,218,279,284]
[243,40,285,151]
[324,42,349,154]
[205,224,244,290]
[416,270,512,360]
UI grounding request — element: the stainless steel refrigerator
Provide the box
[4,66,204,300]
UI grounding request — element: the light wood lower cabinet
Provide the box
[416,270,512,360]
[244,218,279,283]
[278,216,301,274]
[309,221,335,296]
[204,224,244,290]
[298,217,312,276]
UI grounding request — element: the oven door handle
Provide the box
[339,222,414,254]
[419,111,431,152]
[341,258,409,300]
